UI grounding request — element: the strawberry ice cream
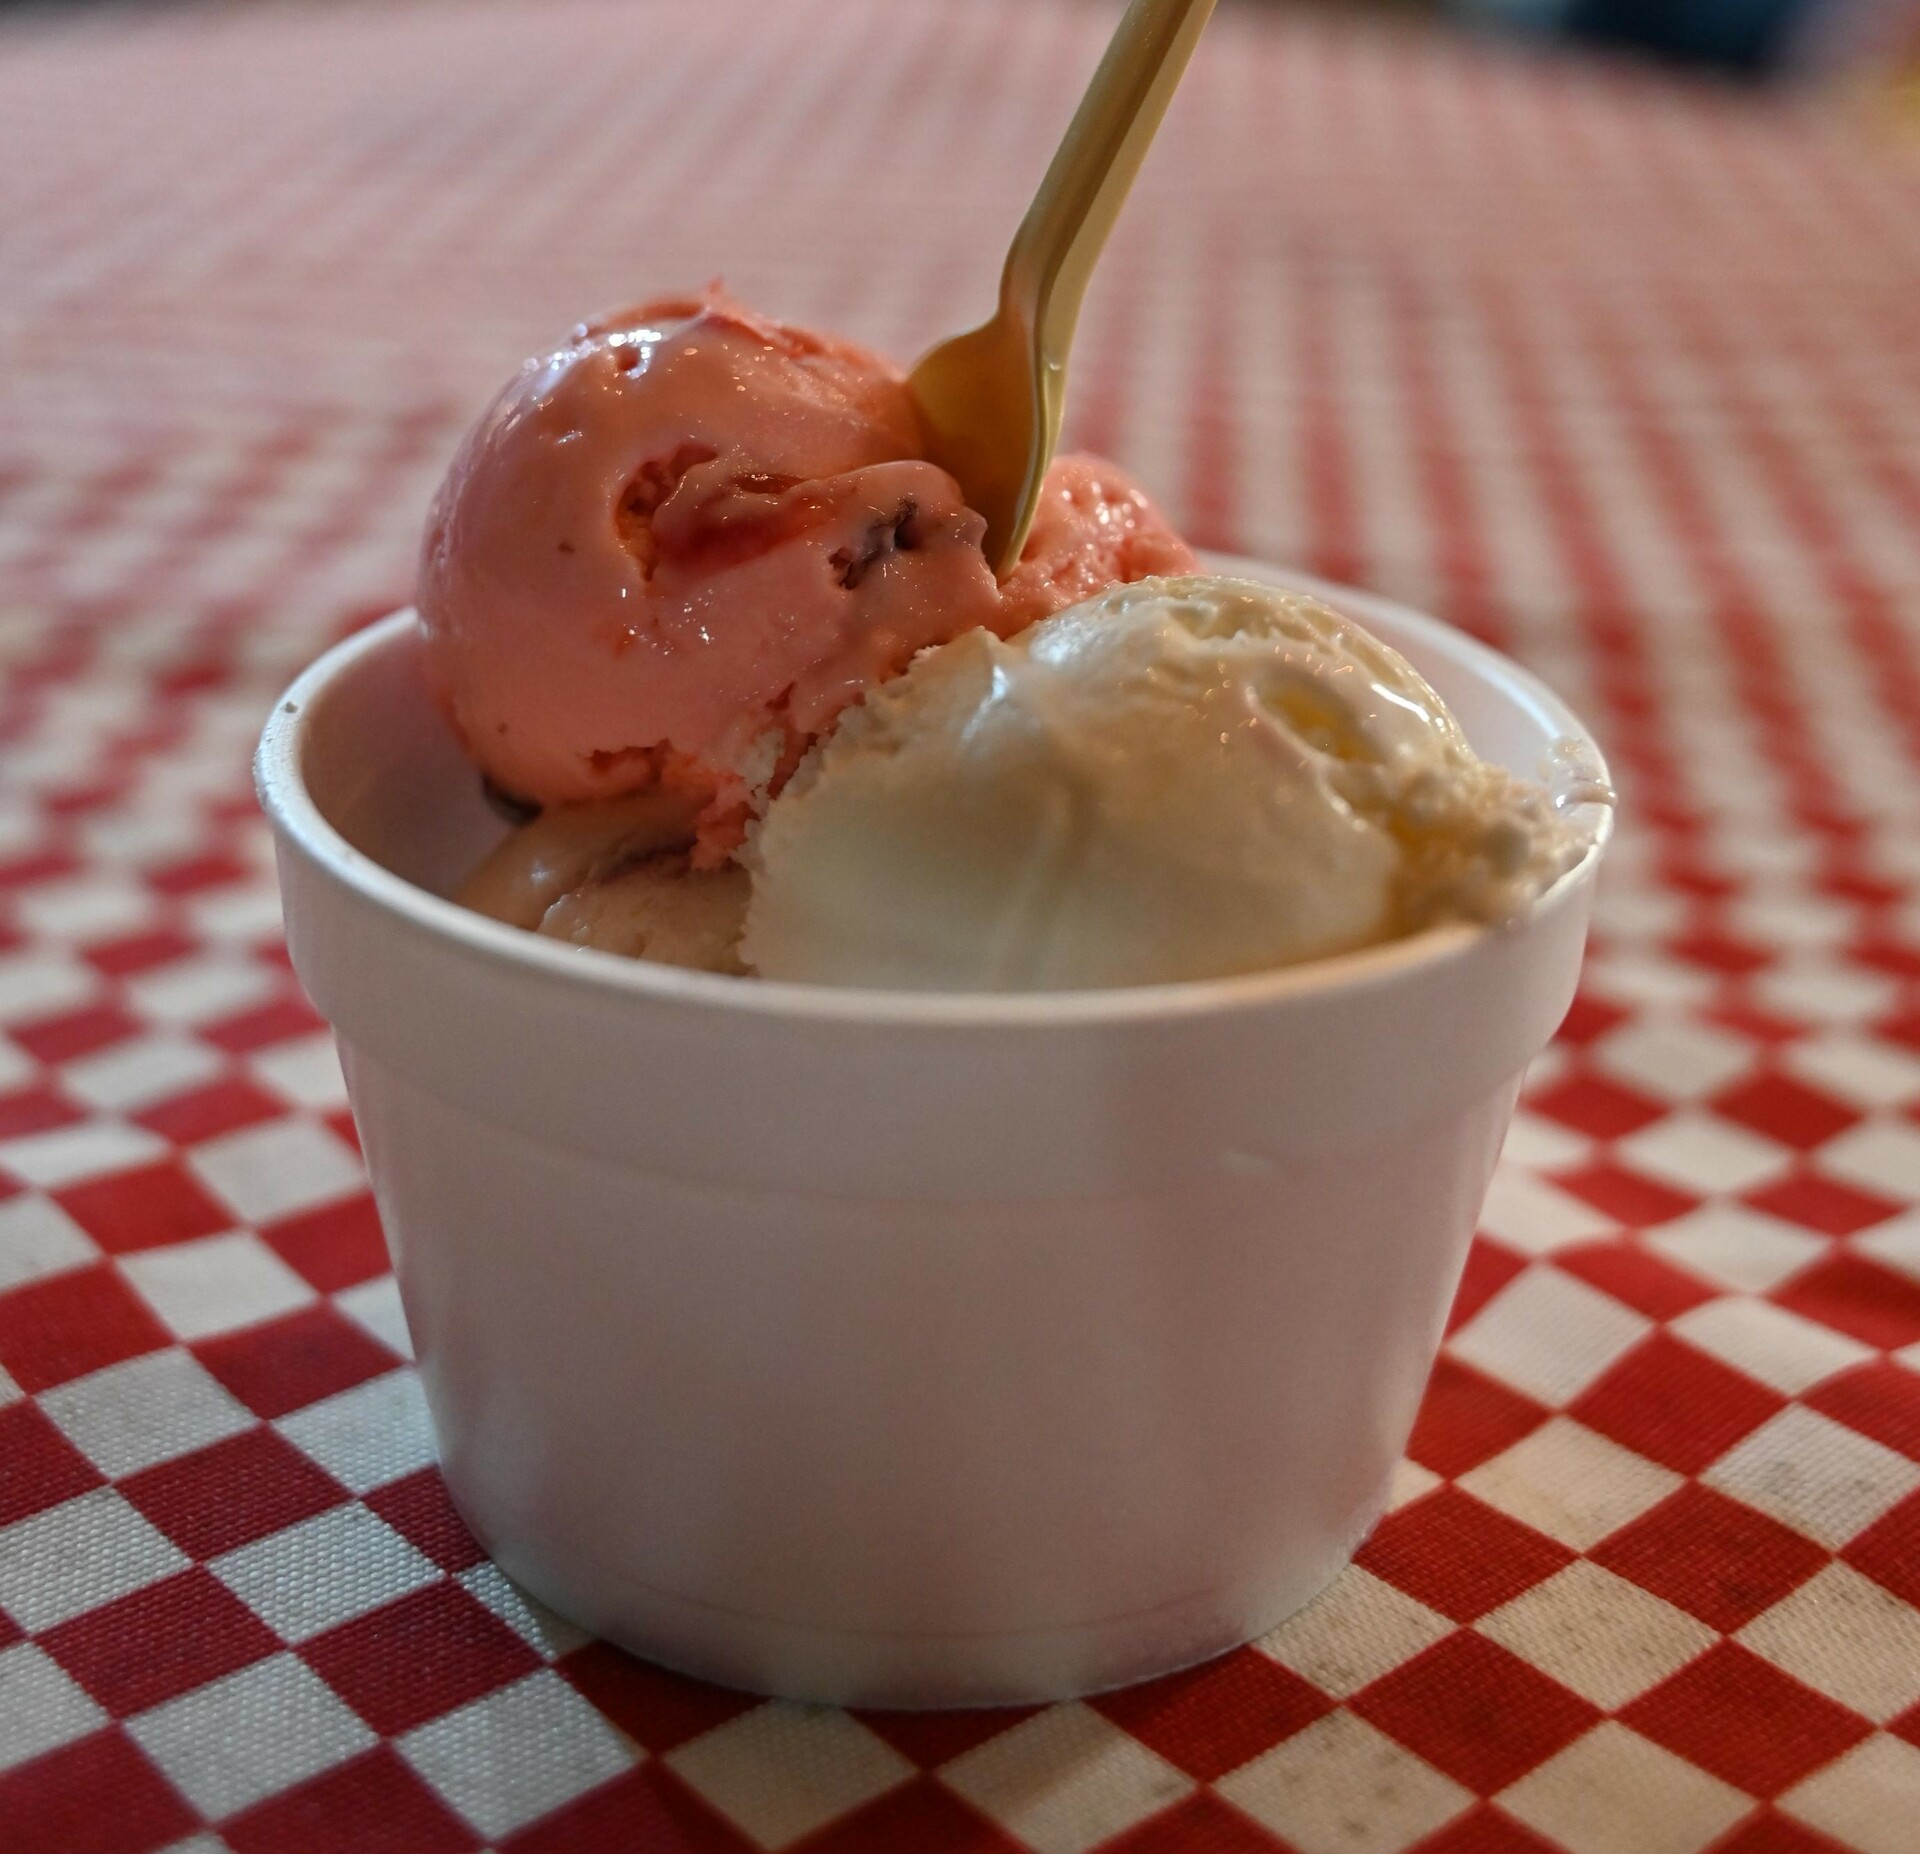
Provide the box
[419,287,1192,861]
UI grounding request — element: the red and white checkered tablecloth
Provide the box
[3,0,1920,1848]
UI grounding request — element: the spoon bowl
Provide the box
[911,0,1218,574]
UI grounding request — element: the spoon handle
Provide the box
[1003,0,1218,356]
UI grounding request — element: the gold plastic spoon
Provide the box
[910,0,1218,577]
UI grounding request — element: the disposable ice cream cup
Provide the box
[256,558,1610,1707]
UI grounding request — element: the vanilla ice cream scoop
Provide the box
[741,577,1600,990]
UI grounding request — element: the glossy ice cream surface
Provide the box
[420,287,1192,863]
[742,578,1599,989]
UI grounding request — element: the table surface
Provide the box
[4,2,1920,1850]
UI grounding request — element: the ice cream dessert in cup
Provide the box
[257,289,1610,1706]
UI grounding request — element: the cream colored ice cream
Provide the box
[739,577,1595,990]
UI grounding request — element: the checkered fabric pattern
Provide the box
[3,1,1920,1849]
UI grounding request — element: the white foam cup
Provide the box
[256,560,1610,1707]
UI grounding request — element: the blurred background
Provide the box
[1,0,1918,83]
[1306,0,1920,84]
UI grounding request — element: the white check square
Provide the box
[0,1192,98,1292]
[0,1119,170,1190]
[457,1563,590,1662]
[1216,1709,1470,1854]
[61,1034,228,1113]
[0,1644,107,1773]
[1478,1563,1716,1709]
[1670,1296,1873,1395]
[333,1275,412,1361]
[1616,1112,1792,1196]
[1785,1034,1920,1110]
[1856,1211,1920,1287]
[1460,1417,1681,1550]
[1448,1267,1651,1407]
[667,1704,915,1849]
[1822,1120,1920,1201]
[186,882,287,944]
[190,1117,365,1224]
[1496,1724,1750,1854]
[212,1503,438,1642]
[1704,1405,1920,1547]
[1647,1205,1824,1296]
[938,1703,1191,1854]
[1499,1112,1595,1174]
[1477,1169,1618,1257]
[1754,963,1898,1026]
[1779,1733,1920,1854]
[276,1368,437,1493]
[127,1653,374,1820]
[247,1033,348,1111]
[126,956,281,1029]
[1593,1019,1755,1103]
[40,1347,255,1478]
[1257,1567,1456,1699]
[1737,1564,1920,1723]
[0,952,101,1027]
[399,1670,635,1841]
[0,1489,188,1632]
[121,1230,317,1341]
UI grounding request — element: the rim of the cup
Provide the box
[256,557,1613,1029]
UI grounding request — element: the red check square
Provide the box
[1842,1490,1920,1608]
[1091,1646,1331,1782]
[224,1745,480,1854]
[799,1776,1029,1854]
[1553,991,1630,1048]
[1621,1641,1871,1797]
[55,1159,232,1253]
[304,1581,541,1735]
[0,1264,169,1391]
[1445,1238,1529,1335]
[202,994,327,1055]
[1406,1356,1549,1479]
[8,1002,142,1065]
[1528,1072,1669,1140]
[194,1302,398,1419]
[558,1640,760,1755]
[1668,928,1770,976]
[1352,1632,1598,1793]
[852,1703,1044,1771]
[1713,1074,1861,1151]
[365,1468,486,1573]
[1744,1169,1901,1237]
[0,1399,105,1526]
[1553,1240,1720,1321]
[84,926,197,978]
[1592,1484,1828,1631]
[504,1761,755,1854]
[135,1074,287,1145]
[260,1191,390,1291]
[1708,1815,1874,1854]
[1414,1808,1565,1854]
[0,1082,86,1140]
[41,1566,280,1712]
[121,1425,348,1557]
[1774,1253,1920,1352]
[0,1729,197,1854]
[1356,1487,1574,1622]
[147,851,250,896]
[1805,1361,1920,1461]
[1571,1332,1786,1474]
[1551,1161,1700,1228]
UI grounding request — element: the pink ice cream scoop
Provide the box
[418,287,1192,858]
